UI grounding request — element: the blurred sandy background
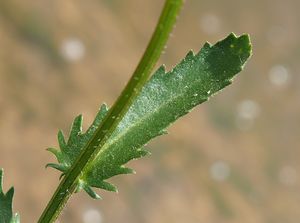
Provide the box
[0,0,300,222]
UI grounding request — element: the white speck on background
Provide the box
[210,161,231,181]
[269,65,290,87]
[200,13,221,35]
[83,208,103,223]
[236,100,260,131]
[61,38,85,62]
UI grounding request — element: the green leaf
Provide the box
[48,33,252,198]
[0,169,20,223]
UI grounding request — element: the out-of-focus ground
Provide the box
[0,0,300,222]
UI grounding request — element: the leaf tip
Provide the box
[225,32,252,64]
[158,64,166,74]
[46,163,67,172]
[185,50,195,59]
[100,103,109,111]
[203,41,212,48]
[0,168,3,193]
[83,185,102,199]
[57,130,66,148]
[0,168,19,222]
[70,114,84,137]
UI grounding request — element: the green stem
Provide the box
[38,0,183,222]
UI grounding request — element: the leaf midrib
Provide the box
[93,68,211,160]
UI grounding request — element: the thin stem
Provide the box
[38,0,183,222]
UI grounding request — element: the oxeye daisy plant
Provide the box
[0,0,252,222]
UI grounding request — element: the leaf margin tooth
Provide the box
[57,130,67,151]
[45,163,68,172]
[68,114,83,143]
[83,185,102,200]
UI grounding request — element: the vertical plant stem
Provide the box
[38,0,183,222]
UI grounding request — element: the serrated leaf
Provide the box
[48,33,252,198]
[0,169,20,223]
[47,105,108,174]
